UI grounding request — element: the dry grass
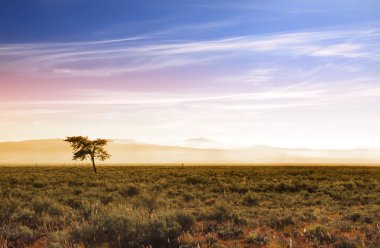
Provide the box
[0,166,379,247]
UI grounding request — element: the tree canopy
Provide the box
[64,136,111,173]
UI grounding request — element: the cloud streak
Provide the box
[0,25,378,77]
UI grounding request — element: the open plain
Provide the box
[1,166,379,248]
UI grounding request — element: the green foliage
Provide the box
[268,215,294,230]
[175,211,195,232]
[245,232,269,245]
[202,205,236,223]
[32,196,65,216]
[64,136,111,173]
[4,225,35,246]
[72,207,182,248]
[216,223,244,239]
[120,184,140,197]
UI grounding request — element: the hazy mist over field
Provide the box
[1,139,379,165]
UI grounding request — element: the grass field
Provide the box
[0,166,379,248]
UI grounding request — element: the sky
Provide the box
[0,0,380,149]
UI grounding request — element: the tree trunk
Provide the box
[91,157,97,173]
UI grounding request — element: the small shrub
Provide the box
[5,226,35,245]
[229,186,249,194]
[363,216,373,224]
[269,216,294,230]
[100,195,114,205]
[245,233,269,245]
[185,176,208,185]
[32,197,64,216]
[49,230,69,247]
[48,242,64,248]
[11,207,35,225]
[242,193,259,206]
[66,198,82,209]
[201,205,246,225]
[305,226,332,245]
[176,212,195,232]
[121,185,140,197]
[333,235,360,248]
[343,182,355,190]
[203,205,233,223]
[349,213,361,222]
[32,181,46,188]
[183,193,194,202]
[139,196,158,217]
[216,224,244,239]
[0,198,18,223]
[338,221,353,232]
[73,189,82,195]
[72,207,182,248]
[300,209,317,222]
[275,182,288,192]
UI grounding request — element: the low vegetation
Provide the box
[0,166,379,247]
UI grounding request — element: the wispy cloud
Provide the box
[220,67,277,86]
[0,25,378,78]
[310,43,366,58]
[3,88,322,106]
[4,77,380,111]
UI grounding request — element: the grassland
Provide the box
[0,166,379,248]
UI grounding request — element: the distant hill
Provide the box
[0,139,379,165]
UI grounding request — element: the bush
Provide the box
[183,193,194,202]
[229,185,249,194]
[5,225,35,245]
[176,212,195,232]
[333,235,360,248]
[349,213,361,222]
[185,176,208,185]
[269,216,294,230]
[203,205,234,223]
[305,226,332,245]
[121,185,140,197]
[216,224,244,239]
[11,207,35,225]
[201,205,246,225]
[66,197,82,209]
[242,193,259,206]
[142,218,181,247]
[32,197,65,216]
[139,196,159,216]
[72,207,183,248]
[49,230,69,247]
[100,195,114,205]
[32,181,46,188]
[0,198,18,223]
[245,233,269,245]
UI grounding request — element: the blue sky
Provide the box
[1,0,379,42]
[0,0,380,149]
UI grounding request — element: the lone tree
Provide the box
[64,136,111,173]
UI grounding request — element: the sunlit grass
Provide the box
[1,166,379,247]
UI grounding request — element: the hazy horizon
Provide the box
[1,138,379,165]
[2,137,380,150]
